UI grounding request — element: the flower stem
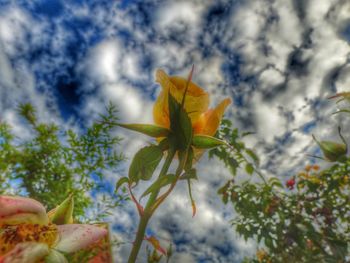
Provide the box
[127,214,150,263]
[127,148,176,263]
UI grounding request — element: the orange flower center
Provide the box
[0,223,58,255]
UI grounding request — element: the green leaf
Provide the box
[117,123,170,138]
[115,177,129,192]
[129,145,163,184]
[245,148,259,165]
[192,135,226,149]
[168,93,192,150]
[245,163,254,175]
[140,174,176,198]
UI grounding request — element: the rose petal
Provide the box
[55,224,107,253]
[154,69,209,127]
[193,98,231,136]
[0,242,49,263]
[0,196,48,226]
[192,98,231,161]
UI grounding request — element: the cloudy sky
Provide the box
[1,0,350,262]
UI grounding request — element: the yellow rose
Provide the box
[153,69,231,139]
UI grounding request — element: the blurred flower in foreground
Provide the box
[0,195,107,263]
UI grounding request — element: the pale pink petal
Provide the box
[55,224,107,253]
[0,242,49,263]
[0,196,48,225]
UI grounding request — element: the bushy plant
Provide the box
[0,103,125,220]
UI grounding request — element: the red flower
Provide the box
[286,178,295,190]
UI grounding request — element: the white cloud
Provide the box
[336,64,350,90]
[79,39,154,123]
[156,2,200,28]
[252,93,287,143]
[227,0,350,176]
[258,67,285,91]
[0,7,31,55]
[0,43,16,90]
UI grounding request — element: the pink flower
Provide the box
[0,195,107,263]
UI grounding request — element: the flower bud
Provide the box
[47,194,74,225]
[313,135,347,162]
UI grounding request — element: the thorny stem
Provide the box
[127,148,176,263]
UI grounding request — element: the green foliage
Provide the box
[0,103,125,220]
[128,145,163,184]
[209,119,257,177]
[0,123,15,194]
[213,115,350,262]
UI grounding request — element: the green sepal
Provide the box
[129,145,163,184]
[168,93,193,150]
[140,174,176,199]
[48,194,74,225]
[115,177,129,192]
[191,135,226,149]
[117,123,170,138]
